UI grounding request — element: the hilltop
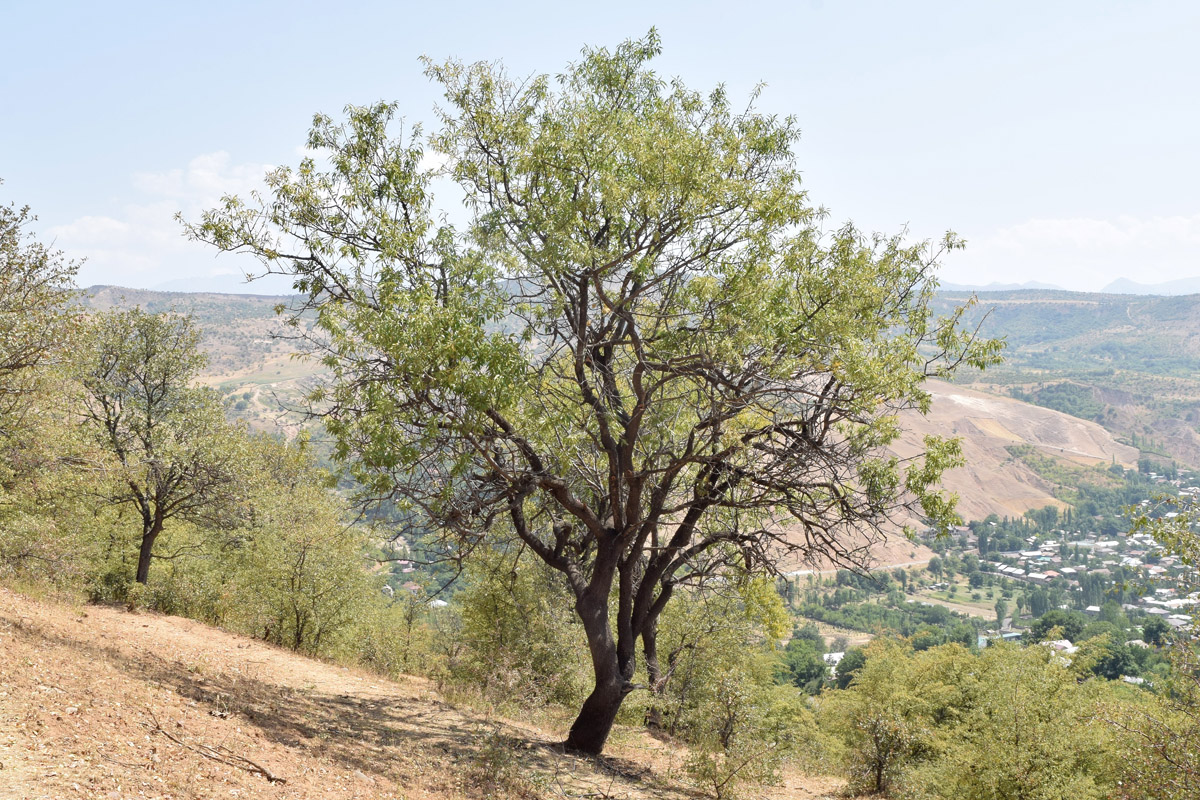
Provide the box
[938,288,1200,467]
[0,587,845,800]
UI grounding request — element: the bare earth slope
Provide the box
[0,588,843,800]
[895,380,1138,521]
[781,381,1135,573]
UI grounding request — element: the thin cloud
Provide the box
[51,152,274,290]
[947,212,1200,290]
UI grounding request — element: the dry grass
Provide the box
[0,587,847,800]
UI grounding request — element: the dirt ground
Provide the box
[0,587,846,800]
[909,592,997,621]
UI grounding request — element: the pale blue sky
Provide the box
[3,1,1198,293]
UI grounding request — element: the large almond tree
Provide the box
[188,33,1000,755]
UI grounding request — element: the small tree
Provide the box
[0,183,82,574]
[0,181,78,422]
[79,309,247,585]
[821,641,970,794]
[188,34,999,753]
[225,439,374,654]
[1113,500,1200,798]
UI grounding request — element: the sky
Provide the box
[2,0,1198,294]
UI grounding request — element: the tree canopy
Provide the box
[0,181,78,428]
[187,32,1000,754]
[79,309,248,585]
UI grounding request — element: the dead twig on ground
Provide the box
[143,709,286,784]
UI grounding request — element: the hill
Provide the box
[0,587,845,800]
[897,380,1137,520]
[936,289,1200,468]
[82,286,323,436]
[77,286,1147,553]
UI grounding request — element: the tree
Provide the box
[225,437,375,655]
[0,181,78,423]
[780,637,828,691]
[1028,609,1087,643]
[821,641,972,795]
[924,644,1120,800]
[1141,616,1169,646]
[186,34,999,754]
[0,183,83,575]
[834,646,868,690]
[994,597,1008,629]
[1112,501,1200,798]
[1030,587,1050,617]
[79,309,247,585]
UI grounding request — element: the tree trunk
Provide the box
[134,518,163,585]
[643,622,666,730]
[565,675,628,755]
[564,591,631,755]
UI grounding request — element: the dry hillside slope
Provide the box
[896,380,1138,520]
[0,588,844,800]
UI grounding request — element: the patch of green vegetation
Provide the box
[1010,382,1106,422]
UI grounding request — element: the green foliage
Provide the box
[0,182,86,579]
[779,637,827,692]
[1006,445,1162,532]
[834,646,867,689]
[1027,609,1088,643]
[0,182,79,421]
[821,640,1124,798]
[821,640,970,794]
[1110,640,1200,800]
[1117,502,1200,798]
[794,592,981,641]
[915,645,1121,800]
[453,546,589,708]
[684,681,818,799]
[1010,382,1106,422]
[78,308,251,585]
[136,438,379,658]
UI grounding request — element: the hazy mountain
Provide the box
[939,280,1064,292]
[935,288,1200,467]
[1102,276,1200,296]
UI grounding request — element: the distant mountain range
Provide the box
[939,281,1064,292]
[941,277,1200,296]
[1101,276,1200,296]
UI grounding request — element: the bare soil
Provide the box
[896,380,1138,521]
[0,587,846,800]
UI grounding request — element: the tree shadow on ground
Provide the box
[9,616,696,800]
